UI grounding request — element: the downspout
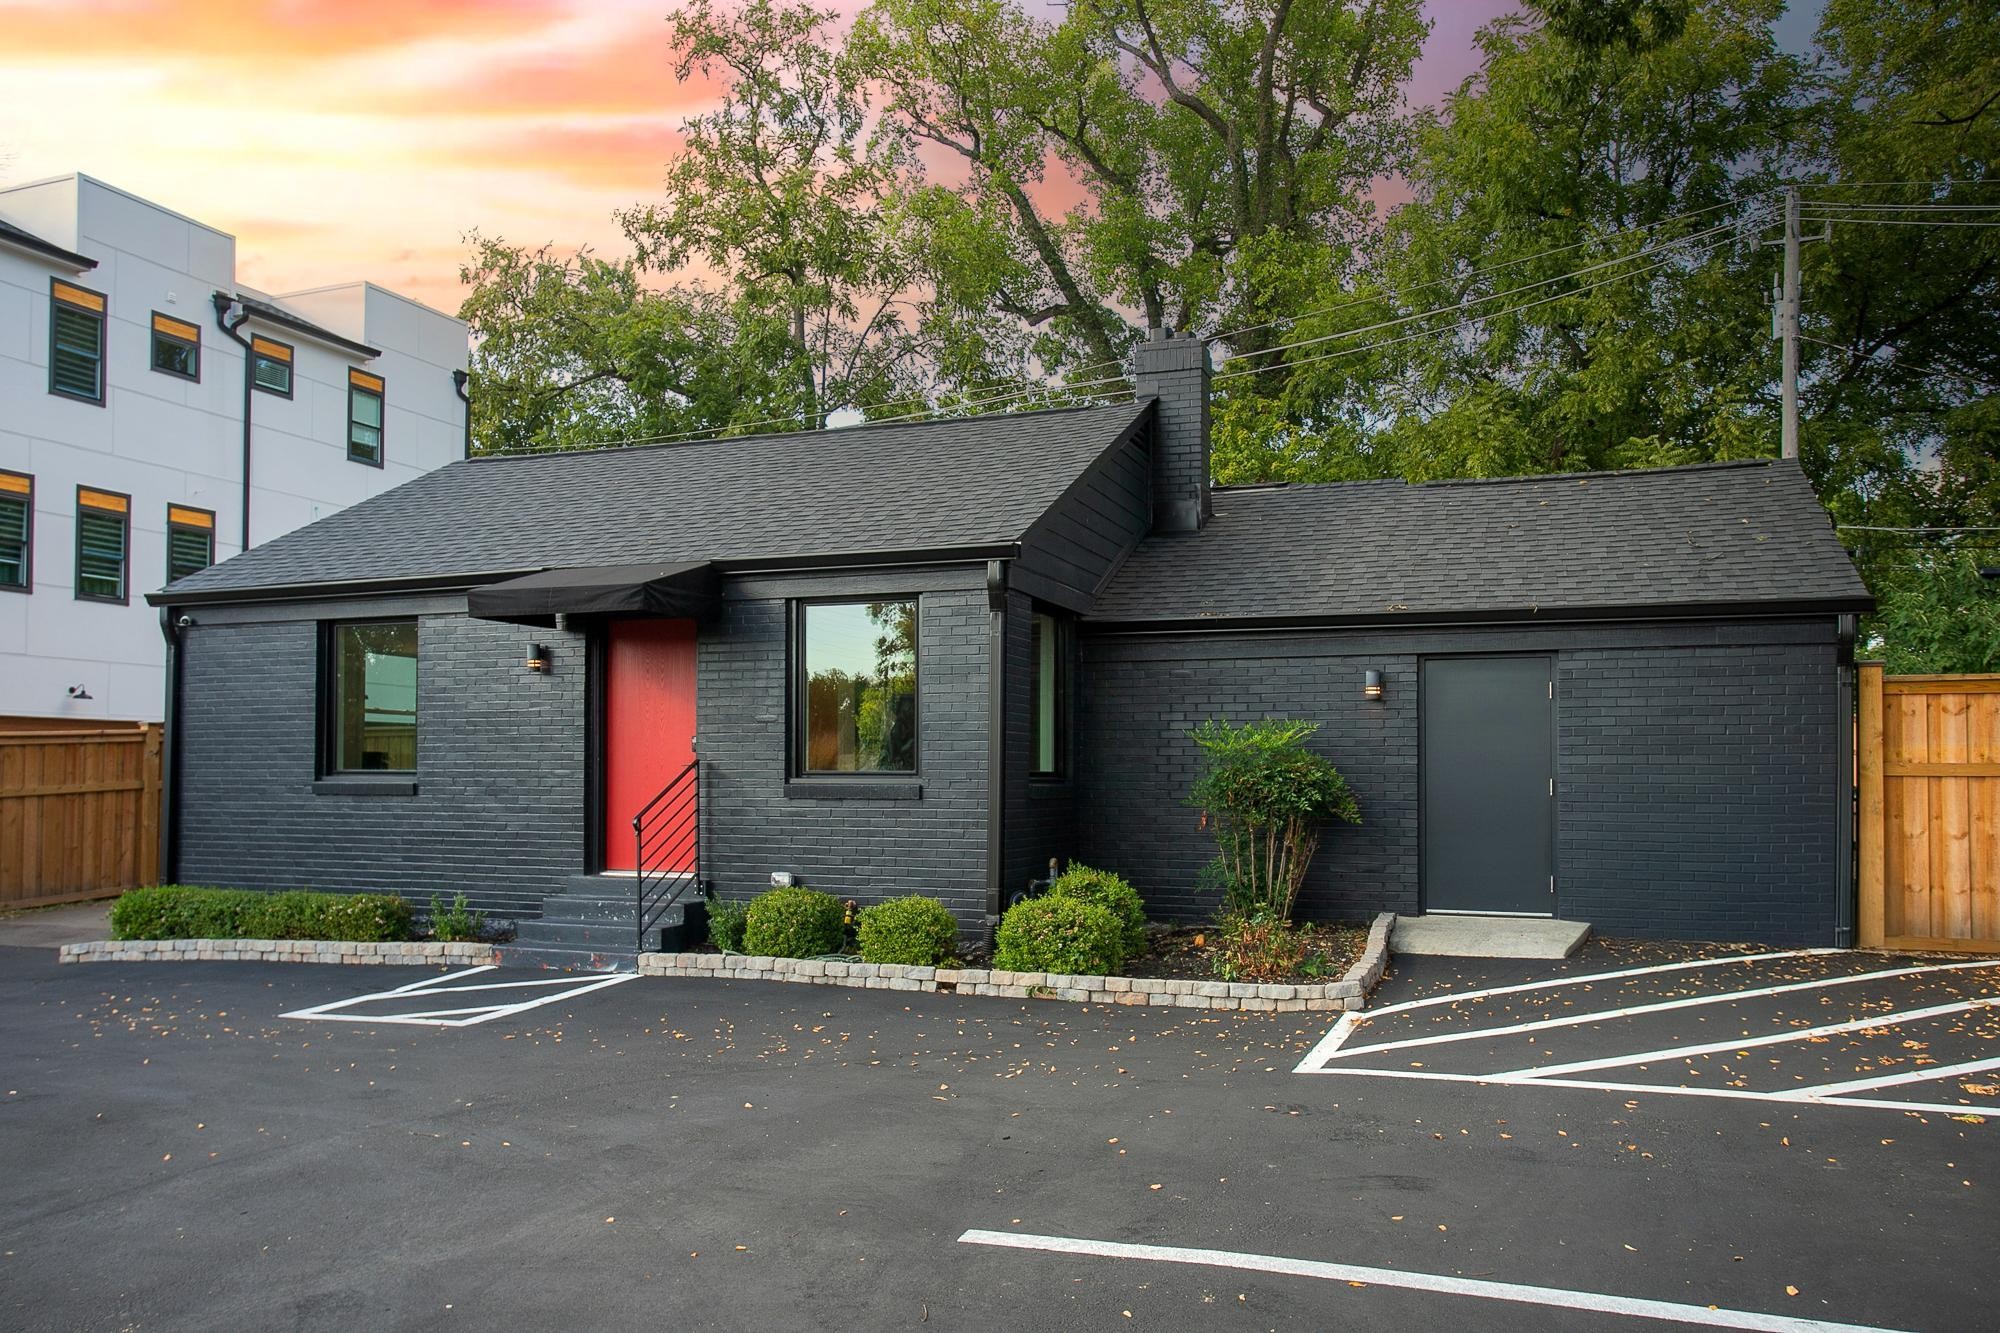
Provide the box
[985,559,1008,939]
[211,293,254,552]
[452,369,472,458]
[1833,612,1858,948]
[157,609,184,885]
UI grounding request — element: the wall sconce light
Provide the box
[525,643,551,674]
[1362,669,1384,701]
[67,684,93,700]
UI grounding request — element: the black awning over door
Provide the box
[465,562,720,625]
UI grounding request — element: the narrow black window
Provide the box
[74,487,129,603]
[250,335,293,396]
[150,312,201,381]
[325,620,418,772]
[166,504,216,582]
[348,369,385,465]
[797,599,918,774]
[50,280,106,403]
[1029,610,1068,778]
[0,470,31,591]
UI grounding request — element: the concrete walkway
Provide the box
[0,902,113,950]
[1390,914,1591,960]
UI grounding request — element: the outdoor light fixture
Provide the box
[525,643,551,674]
[66,685,93,700]
[1362,669,1384,700]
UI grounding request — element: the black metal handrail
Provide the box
[634,759,702,952]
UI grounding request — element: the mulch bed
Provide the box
[1120,923,1367,985]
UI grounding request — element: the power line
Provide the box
[1800,215,2000,228]
[1838,525,2000,534]
[1213,233,1740,381]
[1217,217,1756,373]
[1206,193,1769,344]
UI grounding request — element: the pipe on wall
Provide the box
[1833,612,1858,948]
[452,369,472,458]
[210,293,255,553]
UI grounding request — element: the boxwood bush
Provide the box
[704,892,749,952]
[1046,863,1147,956]
[111,886,414,943]
[993,896,1126,976]
[741,886,845,958]
[855,895,959,966]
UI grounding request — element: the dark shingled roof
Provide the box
[0,216,96,270]
[1087,458,1871,625]
[157,401,1152,600]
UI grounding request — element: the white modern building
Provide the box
[0,174,470,724]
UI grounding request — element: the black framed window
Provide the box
[323,620,418,773]
[74,486,129,603]
[1029,610,1069,778]
[0,470,31,591]
[166,504,216,582]
[348,369,385,465]
[150,312,201,381]
[796,599,918,774]
[250,335,293,396]
[50,280,106,403]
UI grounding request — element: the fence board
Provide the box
[1855,667,2000,953]
[0,726,162,908]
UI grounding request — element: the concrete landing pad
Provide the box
[1391,914,1592,959]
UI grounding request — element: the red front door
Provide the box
[603,618,697,872]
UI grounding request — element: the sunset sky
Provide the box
[0,1,1813,316]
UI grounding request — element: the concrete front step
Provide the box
[511,919,649,950]
[493,944,637,974]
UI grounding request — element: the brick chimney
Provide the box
[1132,329,1211,533]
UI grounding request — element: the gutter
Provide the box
[211,293,255,553]
[157,609,184,885]
[1083,597,1879,637]
[0,223,96,271]
[1833,613,1858,948]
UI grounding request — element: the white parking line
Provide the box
[1494,996,2000,1082]
[958,1229,1904,1332]
[280,967,637,1028]
[1295,949,1839,1072]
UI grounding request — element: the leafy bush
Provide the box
[994,896,1125,976]
[428,892,487,943]
[855,895,960,965]
[1047,863,1146,956]
[705,891,749,952]
[1186,718,1361,921]
[110,886,414,943]
[741,886,845,958]
[1211,912,1314,983]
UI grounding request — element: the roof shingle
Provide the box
[159,401,1152,599]
[1087,458,1870,624]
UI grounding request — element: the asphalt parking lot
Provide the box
[2,942,1994,1332]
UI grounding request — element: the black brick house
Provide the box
[149,333,1873,961]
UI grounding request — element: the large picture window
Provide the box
[326,620,418,772]
[798,599,917,774]
[1030,611,1068,778]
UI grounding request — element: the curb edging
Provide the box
[58,939,501,967]
[637,911,1397,1013]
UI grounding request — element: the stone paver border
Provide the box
[638,911,1396,1013]
[59,940,500,967]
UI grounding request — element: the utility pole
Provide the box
[1780,187,1801,459]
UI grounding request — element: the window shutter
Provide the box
[167,525,213,581]
[52,305,103,399]
[77,507,126,599]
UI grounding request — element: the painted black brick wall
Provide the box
[697,568,992,932]
[1002,589,1074,903]
[1073,619,1845,945]
[174,603,587,915]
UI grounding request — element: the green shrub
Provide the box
[1186,718,1361,921]
[994,896,1125,976]
[427,892,487,943]
[855,895,959,966]
[1211,912,1313,983]
[705,891,749,952]
[741,886,845,958]
[1047,863,1146,956]
[109,885,414,943]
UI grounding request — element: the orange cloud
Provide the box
[465,123,689,189]
[383,23,727,118]
[4,0,570,63]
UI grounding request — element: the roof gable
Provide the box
[159,401,1153,600]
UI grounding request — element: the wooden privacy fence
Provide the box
[1856,666,2000,952]
[0,726,161,909]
